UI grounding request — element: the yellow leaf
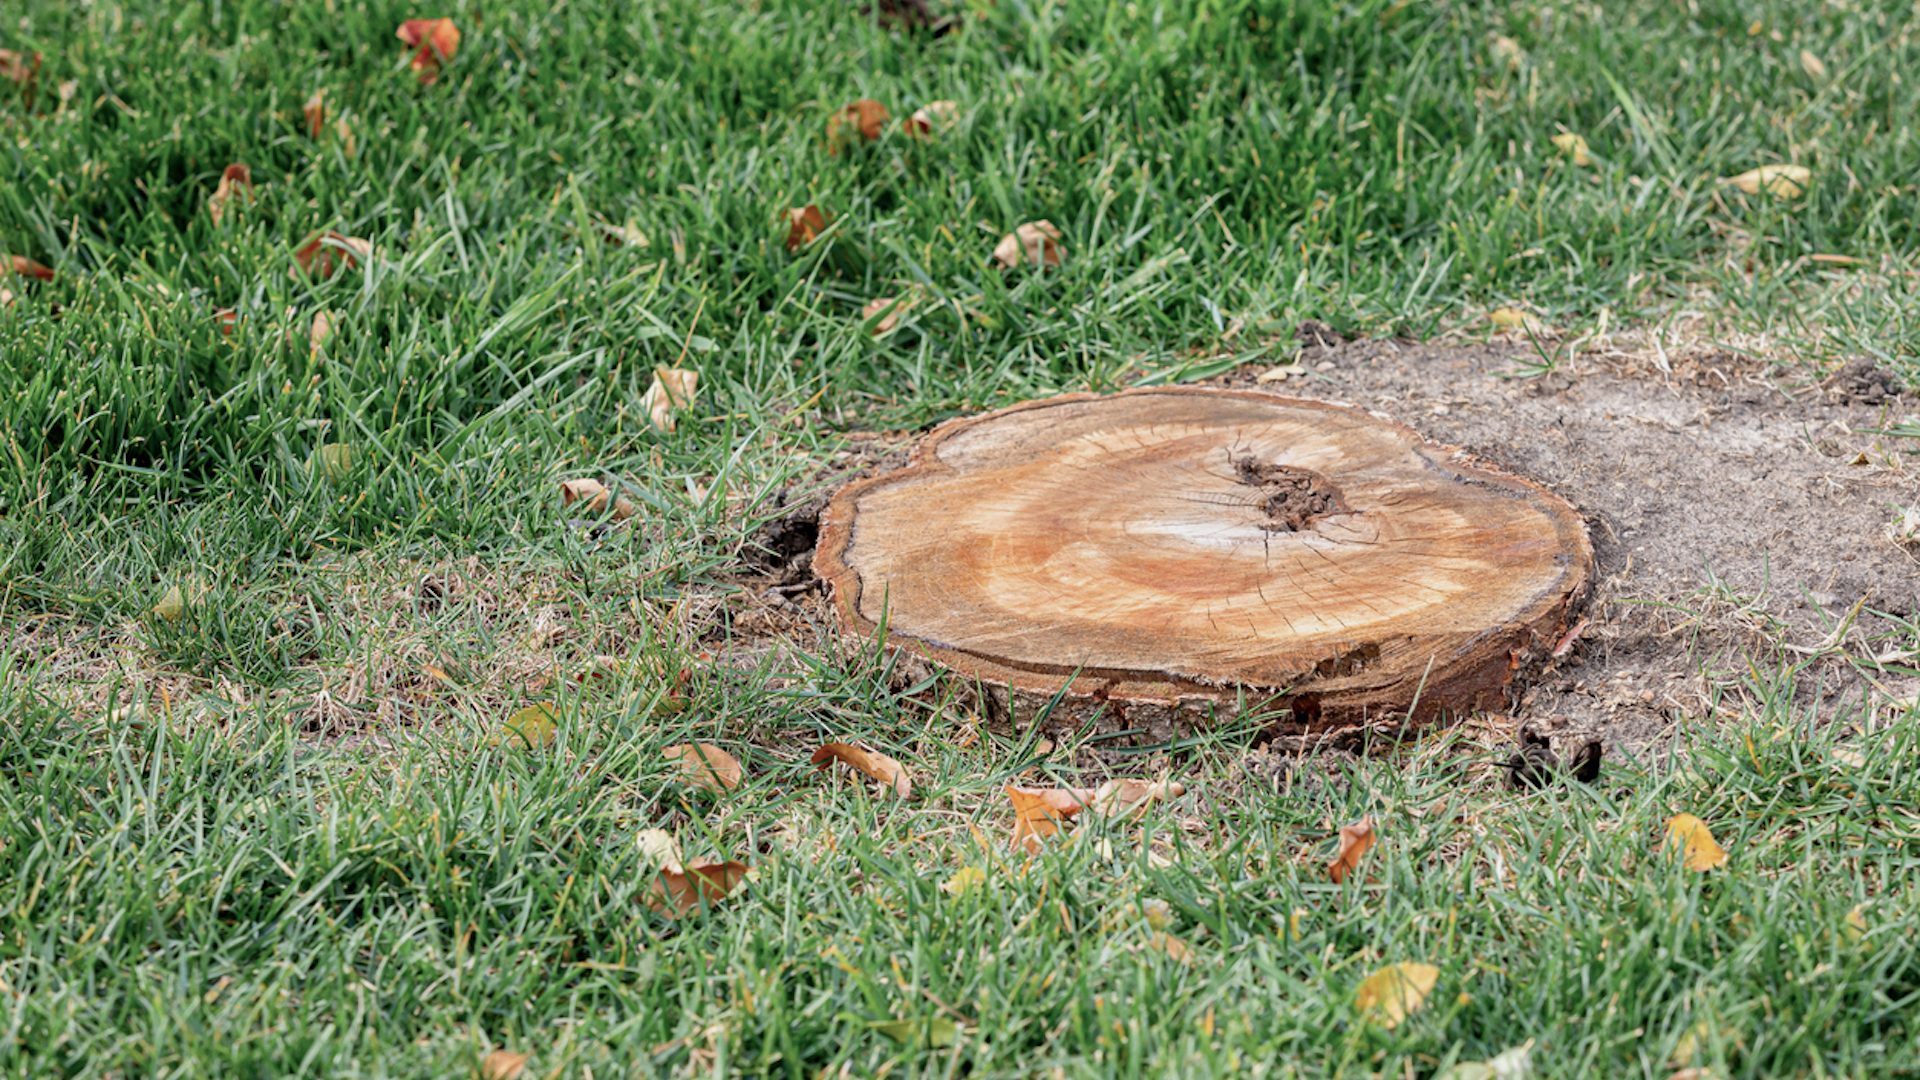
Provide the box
[1844,903,1869,943]
[640,367,698,433]
[1664,814,1728,871]
[1723,163,1810,198]
[313,442,354,478]
[992,220,1064,270]
[871,1016,958,1049]
[1327,816,1376,884]
[1799,49,1826,80]
[1286,908,1307,940]
[152,583,187,623]
[1551,132,1591,166]
[664,742,743,792]
[481,1049,528,1080]
[941,866,987,896]
[636,828,685,867]
[558,477,637,521]
[494,702,559,750]
[1488,307,1546,334]
[811,742,912,798]
[1355,962,1440,1028]
[1669,1019,1713,1066]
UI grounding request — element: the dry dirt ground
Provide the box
[749,323,1920,759]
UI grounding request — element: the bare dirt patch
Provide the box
[1217,329,1919,748]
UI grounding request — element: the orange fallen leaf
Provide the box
[645,858,750,919]
[1006,784,1096,853]
[558,477,637,521]
[993,220,1064,270]
[396,18,461,84]
[828,98,889,152]
[213,308,238,335]
[905,99,960,138]
[480,1049,529,1080]
[302,89,328,138]
[664,742,743,792]
[1664,813,1728,871]
[784,205,829,251]
[861,293,918,334]
[1550,131,1592,166]
[1089,778,1187,818]
[1327,816,1376,883]
[292,232,371,281]
[811,742,912,798]
[207,163,253,226]
[639,366,698,432]
[309,309,334,358]
[7,255,55,282]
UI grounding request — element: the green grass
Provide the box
[3,0,1919,1075]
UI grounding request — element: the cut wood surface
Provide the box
[816,387,1593,741]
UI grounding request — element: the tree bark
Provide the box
[816,388,1592,749]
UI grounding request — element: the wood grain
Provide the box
[816,388,1592,743]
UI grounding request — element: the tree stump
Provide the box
[816,388,1592,747]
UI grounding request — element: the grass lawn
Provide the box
[3,0,1919,1075]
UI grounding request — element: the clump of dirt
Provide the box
[1231,457,1349,531]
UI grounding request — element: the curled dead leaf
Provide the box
[992,220,1063,270]
[1724,163,1810,198]
[640,366,698,432]
[664,742,743,792]
[783,205,829,251]
[905,99,960,137]
[292,232,372,281]
[811,742,912,798]
[1550,131,1592,166]
[1088,778,1186,818]
[302,89,327,138]
[480,1049,529,1080]
[1006,784,1095,853]
[309,309,334,358]
[558,477,637,521]
[828,98,890,151]
[645,858,749,919]
[861,293,918,335]
[7,255,54,282]
[1799,50,1826,80]
[397,18,461,84]
[207,164,254,227]
[1327,815,1376,883]
[1664,813,1728,871]
[1355,962,1439,1028]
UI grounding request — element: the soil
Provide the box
[744,330,1919,756]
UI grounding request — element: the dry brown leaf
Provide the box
[0,287,13,308]
[811,742,912,798]
[664,742,743,792]
[213,308,238,335]
[1724,163,1810,198]
[1799,49,1827,80]
[302,89,327,138]
[1664,813,1728,871]
[6,255,55,282]
[207,164,254,227]
[640,366,698,432]
[1550,132,1592,166]
[784,205,829,251]
[0,49,40,90]
[905,99,960,137]
[1327,816,1376,883]
[480,1049,529,1080]
[1089,778,1187,818]
[828,98,889,151]
[1145,931,1193,963]
[636,827,685,867]
[309,309,334,358]
[292,232,372,280]
[1006,784,1095,853]
[1355,962,1439,1028]
[558,477,637,521]
[645,858,750,919]
[596,218,649,248]
[397,18,461,84]
[861,293,917,334]
[992,220,1063,270]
